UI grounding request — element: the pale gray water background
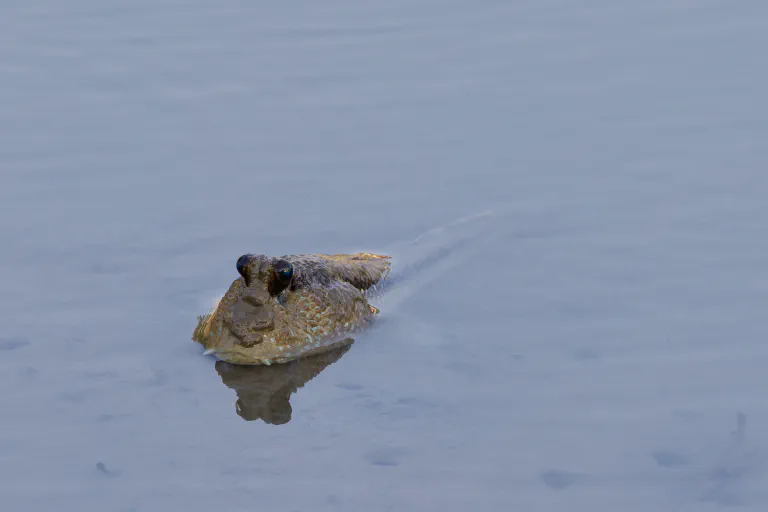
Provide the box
[2,1,768,510]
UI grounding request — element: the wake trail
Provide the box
[364,209,505,314]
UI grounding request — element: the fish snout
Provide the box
[231,291,275,346]
[241,290,268,307]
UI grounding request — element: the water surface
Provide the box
[2,1,768,510]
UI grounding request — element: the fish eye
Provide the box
[274,260,293,282]
[268,260,293,296]
[236,254,255,285]
[236,254,253,276]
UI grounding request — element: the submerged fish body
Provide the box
[193,252,390,365]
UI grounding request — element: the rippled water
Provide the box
[2,1,768,510]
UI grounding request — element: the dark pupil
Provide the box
[277,265,292,280]
[236,254,251,275]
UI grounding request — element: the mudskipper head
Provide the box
[236,254,293,297]
[193,254,295,354]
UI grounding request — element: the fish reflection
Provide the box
[214,338,354,424]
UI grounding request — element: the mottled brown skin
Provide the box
[192,252,390,365]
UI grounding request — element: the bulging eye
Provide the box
[236,254,254,286]
[268,260,294,296]
[273,260,293,282]
[236,254,253,277]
